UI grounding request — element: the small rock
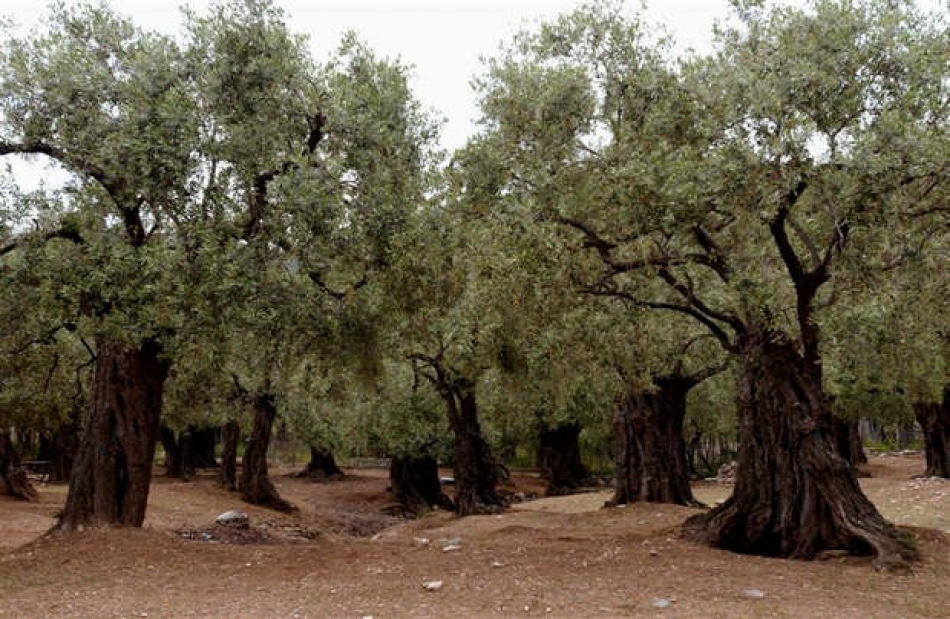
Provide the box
[491,561,505,568]
[651,598,672,609]
[442,537,462,552]
[413,537,430,548]
[649,549,659,557]
[741,589,766,599]
[216,510,250,528]
[422,580,444,592]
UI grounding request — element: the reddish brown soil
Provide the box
[0,454,947,618]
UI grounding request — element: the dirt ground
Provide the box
[1,453,948,618]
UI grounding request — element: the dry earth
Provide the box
[1,454,948,618]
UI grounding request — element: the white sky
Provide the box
[1,0,947,154]
[0,0,753,153]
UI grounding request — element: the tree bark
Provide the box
[682,329,915,568]
[218,420,239,491]
[240,394,294,512]
[296,446,344,480]
[442,381,504,515]
[608,376,699,507]
[389,455,454,515]
[914,385,949,478]
[58,338,169,530]
[537,422,591,496]
[0,430,38,501]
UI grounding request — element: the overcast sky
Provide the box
[1,0,947,153]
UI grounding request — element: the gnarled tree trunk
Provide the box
[389,455,454,515]
[609,375,699,507]
[537,422,590,496]
[0,430,37,501]
[683,329,915,567]
[443,381,504,515]
[296,446,344,480]
[240,394,293,512]
[218,420,239,491]
[58,338,169,530]
[914,385,949,478]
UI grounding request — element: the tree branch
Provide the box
[581,285,737,352]
[656,267,745,335]
[307,271,368,301]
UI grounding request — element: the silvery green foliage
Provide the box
[0,1,437,438]
[468,0,947,421]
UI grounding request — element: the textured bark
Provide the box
[58,338,169,530]
[683,329,915,568]
[443,381,504,515]
[914,385,949,478]
[389,455,454,515]
[218,420,239,491]
[296,446,344,480]
[0,431,37,501]
[240,394,294,512]
[608,376,699,507]
[536,422,591,496]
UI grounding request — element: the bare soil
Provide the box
[1,454,948,618]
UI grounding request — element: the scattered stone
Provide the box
[651,598,672,609]
[422,580,444,592]
[491,561,505,568]
[215,510,250,528]
[649,549,659,557]
[741,589,766,599]
[442,544,462,552]
[413,537,430,548]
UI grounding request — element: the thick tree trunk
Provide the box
[0,431,38,501]
[443,382,504,515]
[914,385,949,478]
[159,425,183,479]
[218,420,239,491]
[608,376,699,507]
[683,329,915,568]
[58,338,169,530]
[389,455,454,515]
[537,422,591,496]
[296,446,344,480]
[240,394,294,512]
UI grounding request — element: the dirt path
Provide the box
[1,454,947,618]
